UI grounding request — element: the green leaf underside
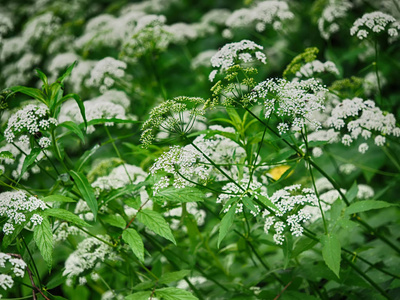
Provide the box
[152,187,204,203]
[58,121,85,142]
[69,170,98,220]
[101,214,126,229]
[156,287,198,300]
[43,208,91,227]
[218,203,237,248]
[321,234,341,278]
[125,291,151,300]
[122,228,145,262]
[137,209,176,244]
[345,200,396,215]
[42,195,76,203]
[19,147,41,180]
[158,270,190,284]
[34,217,53,269]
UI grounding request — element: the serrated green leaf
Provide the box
[218,203,237,248]
[156,287,198,300]
[43,208,91,227]
[69,170,98,220]
[132,281,154,291]
[242,196,257,214]
[159,270,190,284]
[34,217,53,270]
[346,181,358,202]
[19,147,41,180]
[321,234,341,278]
[345,200,396,215]
[153,187,204,203]
[42,195,76,203]
[125,291,152,300]
[101,214,126,229]
[58,121,85,143]
[256,195,279,210]
[137,209,176,245]
[122,228,145,262]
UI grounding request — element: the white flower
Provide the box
[209,39,267,79]
[0,191,47,235]
[358,142,369,153]
[350,11,400,40]
[249,78,327,132]
[317,0,352,40]
[38,137,51,149]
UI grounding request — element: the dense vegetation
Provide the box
[1,0,400,299]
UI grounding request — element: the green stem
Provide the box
[104,126,134,185]
[374,39,383,106]
[343,256,392,300]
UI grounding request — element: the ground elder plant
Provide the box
[1,0,400,299]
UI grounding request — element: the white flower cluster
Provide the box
[53,221,83,242]
[59,90,133,134]
[350,11,400,40]
[0,253,27,291]
[0,191,47,235]
[217,178,265,216]
[150,126,246,193]
[0,12,13,44]
[317,0,352,40]
[63,235,117,286]
[209,40,267,81]
[92,164,147,191]
[295,60,339,79]
[327,97,400,152]
[4,104,57,144]
[86,57,127,93]
[164,23,198,44]
[122,14,171,59]
[2,52,41,87]
[0,139,43,180]
[23,12,61,43]
[225,1,294,34]
[263,185,317,244]
[249,78,328,134]
[47,52,79,81]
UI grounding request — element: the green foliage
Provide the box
[137,209,176,245]
[122,228,145,262]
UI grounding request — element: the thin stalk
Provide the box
[374,39,383,106]
[75,225,115,248]
[343,256,392,300]
[104,126,134,185]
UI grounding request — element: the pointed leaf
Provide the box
[137,209,176,244]
[156,287,198,300]
[345,200,396,215]
[58,93,87,128]
[159,270,190,284]
[101,214,126,229]
[43,208,91,227]
[9,86,47,105]
[218,203,237,248]
[69,170,98,220]
[75,144,100,172]
[321,234,341,278]
[34,217,53,270]
[58,121,85,143]
[42,195,76,203]
[257,195,279,210]
[57,61,77,84]
[36,69,48,87]
[125,291,152,300]
[346,181,358,202]
[242,196,257,214]
[122,228,145,262]
[153,187,204,203]
[19,148,41,180]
